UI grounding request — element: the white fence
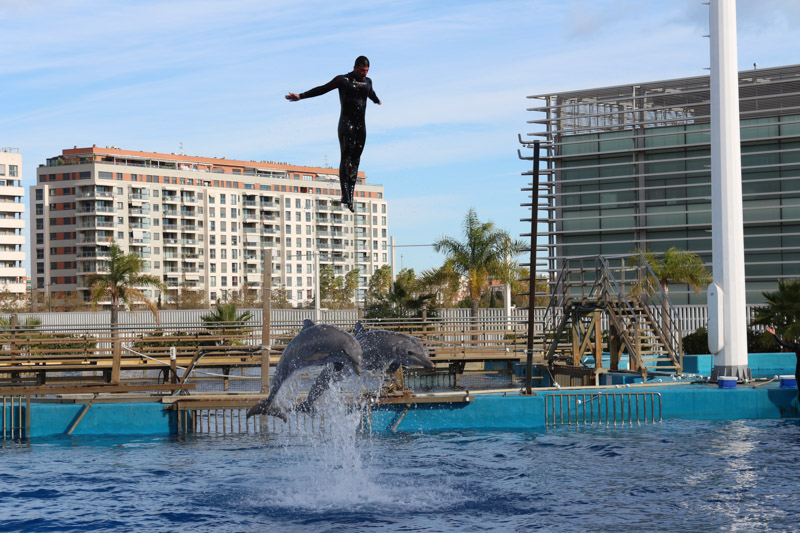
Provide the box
[3,305,761,335]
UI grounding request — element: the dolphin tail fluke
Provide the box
[246,393,288,422]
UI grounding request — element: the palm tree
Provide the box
[87,242,165,327]
[418,260,461,308]
[433,209,525,319]
[635,247,711,350]
[752,280,800,342]
[636,247,711,298]
[87,242,165,384]
[201,302,253,345]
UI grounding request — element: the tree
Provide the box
[636,247,711,297]
[433,209,522,319]
[364,268,437,319]
[201,302,253,345]
[87,242,165,328]
[752,279,800,342]
[320,265,360,309]
[0,288,23,313]
[366,264,391,303]
[418,260,461,308]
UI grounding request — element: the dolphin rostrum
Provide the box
[294,321,434,414]
[246,319,362,420]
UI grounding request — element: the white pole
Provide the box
[708,0,751,381]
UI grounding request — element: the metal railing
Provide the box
[544,392,661,426]
[2,395,30,439]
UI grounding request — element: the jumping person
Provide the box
[766,326,800,401]
[285,56,381,212]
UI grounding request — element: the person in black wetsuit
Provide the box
[766,326,800,401]
[285,56,381,212]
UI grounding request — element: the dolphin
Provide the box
[294,321,434,414]
[246,319,362,420]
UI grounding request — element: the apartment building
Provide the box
[31,146,389,307]
[528,64,800,303]
[0,148,26,297]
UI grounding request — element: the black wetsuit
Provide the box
[299,72,380,210]
[770,333,800,401]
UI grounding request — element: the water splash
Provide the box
[249,372,467,513]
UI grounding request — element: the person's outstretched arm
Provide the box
[766,326,797,350]
[285,76,340,101]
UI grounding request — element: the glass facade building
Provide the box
[528,64,800,303]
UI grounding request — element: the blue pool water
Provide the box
[2,418,800,532]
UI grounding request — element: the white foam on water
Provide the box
[251,374,468,513]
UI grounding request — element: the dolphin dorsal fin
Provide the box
[354,321,364,336]
[302,319,315,330]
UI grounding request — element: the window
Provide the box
[117,187,123,195]
[222,263,228,273]
[211,264,216,273]
[117,202,123,209]
[210,248,216,258]
[295,199,301,208]
[9,165,18,177]
[382,216,386,225]
[231,208,237,218]
[220,194,226,204]
[210,235,216,245]
[221,249,227,259]
[211,276,216,287]
[117,232,124,239]
[221,221,227,232]
[36,189,43,201]
[295,212,301,221]
[221,208,226,218]
[232,249,238,259]
[222,276,228,287]
[118,217,124,224]
[210,207,215,217]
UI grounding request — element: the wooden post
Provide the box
[261,252,272,395]
[525,140,540,395]
[111,334,121,385]
[10,314,19,383]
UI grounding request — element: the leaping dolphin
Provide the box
[294,322,434,414]
[246,319,362,420]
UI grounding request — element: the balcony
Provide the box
[163,209,179,216]
[181,225,198,232]
[78,190,113,199]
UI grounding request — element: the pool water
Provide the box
[2,418,800,532]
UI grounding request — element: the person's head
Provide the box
[353,56,370,80]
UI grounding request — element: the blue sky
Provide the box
[2,0,799,275]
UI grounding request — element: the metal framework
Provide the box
[524,64,800,303]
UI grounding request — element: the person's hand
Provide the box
[285,92,300,101]
[766,326,775,335]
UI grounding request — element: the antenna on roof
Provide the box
[179,142,184,155]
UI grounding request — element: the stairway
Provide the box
[542,255,683,377]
